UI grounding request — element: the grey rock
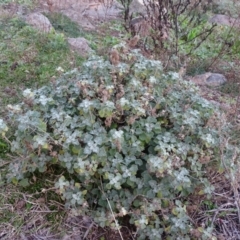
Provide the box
[39,0,122,31]
[130,17,151,36]
[61,9,96,30]
[84,2,122,20]
[25,12,54,33]
[209,14,240,28]
[206,73,227,86]
[187,72,212,85]
[129,0,146,15]
[187,72,227,87]
[67,37,93,57]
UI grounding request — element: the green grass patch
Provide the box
[0,14,123,110]
[0,16,85,107]
[44,12,83,38]
[0,0,37,6]
[44,12,122,54]
[0,138,10,158]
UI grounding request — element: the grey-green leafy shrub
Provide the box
[2,46,220,239]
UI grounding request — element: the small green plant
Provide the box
[1,46,221,239]
[0,138,9,158]
[0,0,37,6]
[175,19,240,76]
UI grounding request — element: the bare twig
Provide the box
[99,179,124,240]
[83,221,94,239]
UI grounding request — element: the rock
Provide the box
[39,0,122,31]
[206,73,227,86]
[25,12,54,33]
[83,1,122,20]
[67,37,93,57]
[187,72,227,87]
[187,72,211,85]
[129,0,146,15]
[61,9,96,30]
[209,14,240,28]
[130,17,151,37]
[39,0,89,11]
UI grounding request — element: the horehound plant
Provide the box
[0,46,226,239]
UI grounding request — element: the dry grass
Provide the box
[0,184,64,239]
[187,166,240,239]
[0,183,133,239]
[186,77,240,239]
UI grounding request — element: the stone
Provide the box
[187,72,212,85]
[130,17,151,37]
[39,0,89,11]
[187,72,227,87]
[209,14,240,28]
[206,73,227,86]
[83,1,122,20]
[25,12,54,33]
[38,0,122,30]
[67,37,93,57]
[61,9,96,30]
[129,0,146,15]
